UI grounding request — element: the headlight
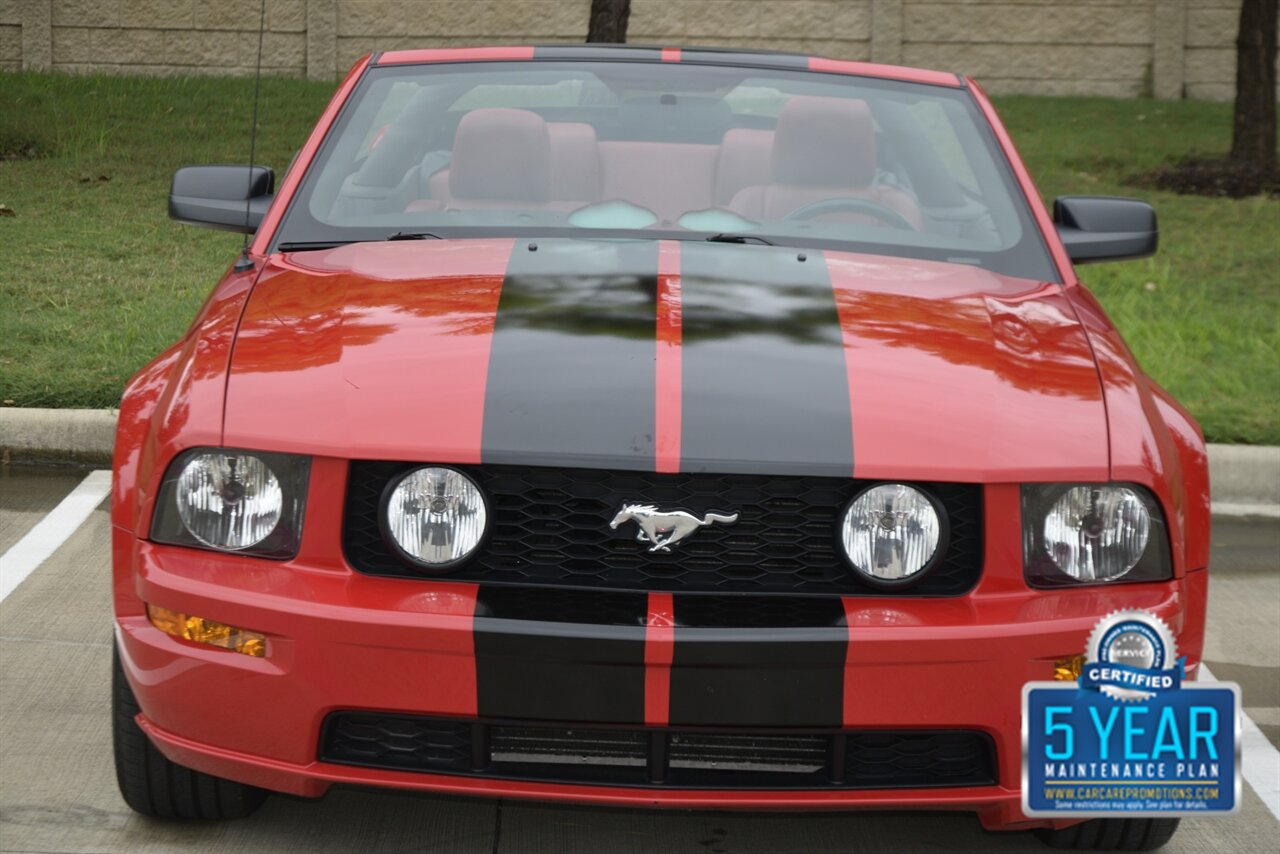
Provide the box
[840,483,945,588]
[382,466,488,570]
[151,449,310,558]
[1023,484,1171,586]
[177,454,281,549]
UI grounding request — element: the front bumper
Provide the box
[113,517,1207,832]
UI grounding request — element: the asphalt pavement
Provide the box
[2,463,1277,854]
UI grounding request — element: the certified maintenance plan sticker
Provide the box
[1022,610,1241,817]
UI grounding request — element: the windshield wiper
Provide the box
[277,240,353,252]
[704,233,774,245]
[386,231,444,241]
[277,232,445,252]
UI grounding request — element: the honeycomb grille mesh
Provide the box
[343,463,982,596]
[847,731,1000,786]
[322,714,471,773]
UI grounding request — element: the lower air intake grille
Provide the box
[321,714,472,774]
[320,713,997,790]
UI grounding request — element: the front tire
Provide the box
[1035,818,1181,851]
[112,645,267,819]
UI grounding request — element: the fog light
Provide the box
[1054,654,1085,682]
[383,466,488,569]
[839,483,945,588]
[147,604,267,657]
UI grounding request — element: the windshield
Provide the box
[274,60,1057,281]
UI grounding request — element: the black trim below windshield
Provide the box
[274,227,1031,275]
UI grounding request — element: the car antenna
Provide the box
[234,0,268,274]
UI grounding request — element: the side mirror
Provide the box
[1053,196,1157,264]
[169,165,275,233]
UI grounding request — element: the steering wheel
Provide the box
[783,197,918,230]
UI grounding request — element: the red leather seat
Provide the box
[408,112,597,213]
[447,108,553,208]
[714,128,774,207]
[598,141,718,224]
[547,122,602,203]
[728,96,922,229]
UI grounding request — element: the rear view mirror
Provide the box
[1053,196,1158,264]
[169,165,275,233]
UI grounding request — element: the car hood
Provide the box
[224,238,1108,482]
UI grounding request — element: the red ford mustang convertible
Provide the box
[111,45,1209,850]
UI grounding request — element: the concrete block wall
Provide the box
[333,0,591,71]
[901,1,1157,98]
[1184,0,1255,100]
[627,1,873,60]
[0,1,22,72]
[15,0,308,77]
[2,0,1274,101]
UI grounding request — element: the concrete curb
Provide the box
[1207,444,1280,509]
[2,407,1278,517]
[0,408,118,467]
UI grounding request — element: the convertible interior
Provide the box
[298,62,1022,263]
[396,96,927,231]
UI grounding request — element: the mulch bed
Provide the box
[1135,156,1280,198]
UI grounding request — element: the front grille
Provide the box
[343,463,982,596]
[669,732,827,773]
[322,715,472,774]
[490,726,647,767]
[320,713,997,790]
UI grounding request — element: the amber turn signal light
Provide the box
[147,604,267,657]
[1054,654,1086,682]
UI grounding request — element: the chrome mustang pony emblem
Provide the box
[609,504,739,553]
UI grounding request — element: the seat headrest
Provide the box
[546,122,601,201]
[450,108,551,202]
[772,96,875,187]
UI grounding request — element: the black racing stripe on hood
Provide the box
[473,586,648,723]
[678,244,854,476]
[481,239,660,471]
[668,595,848,727]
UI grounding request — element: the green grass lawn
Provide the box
[999,96,1279,445]
[1,73,1276,443]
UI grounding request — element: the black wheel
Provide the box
[113,644,267,819]
[1034,818,1181,851]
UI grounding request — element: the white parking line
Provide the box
[0,469,112,603]
[1199,663,1280,823]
